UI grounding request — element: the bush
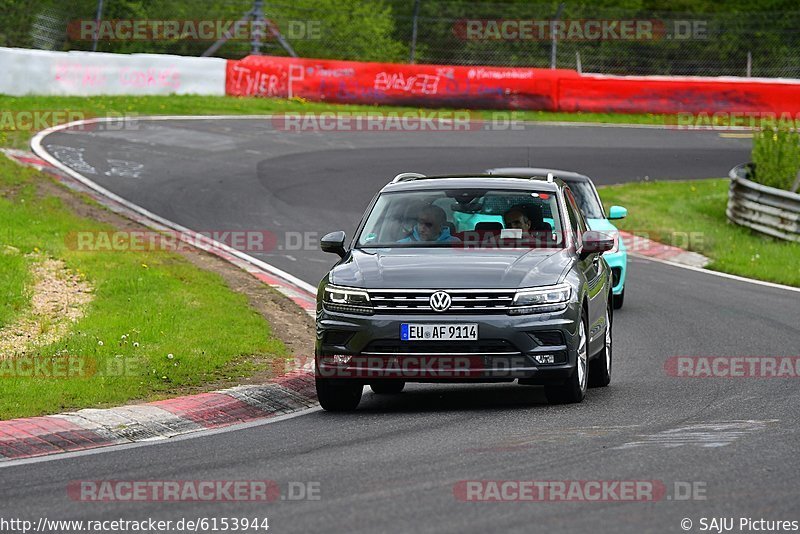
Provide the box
[751,128,800,191]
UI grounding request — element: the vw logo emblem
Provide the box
[429,291,452,312]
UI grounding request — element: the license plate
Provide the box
[400,323,478,341]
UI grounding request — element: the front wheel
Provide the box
[545,313,588,404]
[316,377,363,412]
[613,287,625,309]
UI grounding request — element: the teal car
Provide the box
[486,168,628,309]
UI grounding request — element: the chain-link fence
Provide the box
[2,0,799,78]
[386,1,800,77]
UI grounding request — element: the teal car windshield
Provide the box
[564,181,605,219]
[357,188,565,248]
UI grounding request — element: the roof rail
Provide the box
[391,172,426,183]
[546,172,555,183]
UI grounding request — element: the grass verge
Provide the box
[598,178,800,288]
[0,94,676,149]
[0,156,286,419]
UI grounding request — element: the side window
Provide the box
[564,188,586,245]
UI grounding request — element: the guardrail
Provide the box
[727,163,800,243]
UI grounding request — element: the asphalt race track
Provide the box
[3,119,798,533]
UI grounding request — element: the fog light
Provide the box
[331,354,352,365]
[533,354,555,364]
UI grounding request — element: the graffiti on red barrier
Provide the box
[226,56,575,110]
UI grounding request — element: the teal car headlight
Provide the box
[323,284,373,315]
[509,284,571,315]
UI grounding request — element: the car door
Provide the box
[565,188,607,356]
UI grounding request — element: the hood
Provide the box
[330,247,573,289]
[586,218,618,233]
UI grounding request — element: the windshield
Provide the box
[563,180,604,219]
[356,188,564,248]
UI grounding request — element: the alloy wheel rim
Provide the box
[578,319,587,391]
[605,310,612,374]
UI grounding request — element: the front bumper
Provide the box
[603,249,627,295]
[316,302,581,384]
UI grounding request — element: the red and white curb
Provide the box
[0,370,315,461]
[619,230,710,268]
[2,140,321,462]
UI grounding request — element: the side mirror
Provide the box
[608,205,628,220]
[580,230,615,259]
[320,231,347,258]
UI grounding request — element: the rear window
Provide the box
[356,188,564,248]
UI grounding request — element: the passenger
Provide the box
[399,205,460,243]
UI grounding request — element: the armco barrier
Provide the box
[0,47,226,96]
[226,55,800,116]
[226,55,579,110]
[727,163,800,243]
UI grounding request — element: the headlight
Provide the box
[508,284,571,315]
[323,284,372,315]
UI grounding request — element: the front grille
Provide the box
[368,289,514,314]
[363,339,520,355]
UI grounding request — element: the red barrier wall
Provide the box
[226,55,578,111]
[226,55,800,115]
[558,74,800,115]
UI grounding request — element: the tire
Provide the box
[545,312,588,404]
[316,377,363,412]
[588,307,612,388]
[370,381,405,394]
[612,287,625,309]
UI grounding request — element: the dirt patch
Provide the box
[0,255,94,358]
[26,173,315,390]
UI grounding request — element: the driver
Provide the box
[399,205,460,243]
[502,205,532,233]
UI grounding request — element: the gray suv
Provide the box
[315,173,615,411]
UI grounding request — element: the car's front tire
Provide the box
[613,287,625,309]
[316,377,363,412]
[545,313,588,404]
[588,307,612,387]
[370,381,405,394]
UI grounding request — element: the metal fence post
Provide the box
[747,51,752,77]
[251,0,264,55]
[409,0,421,63]
[550,3,565,69]
[92,0,104,52]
